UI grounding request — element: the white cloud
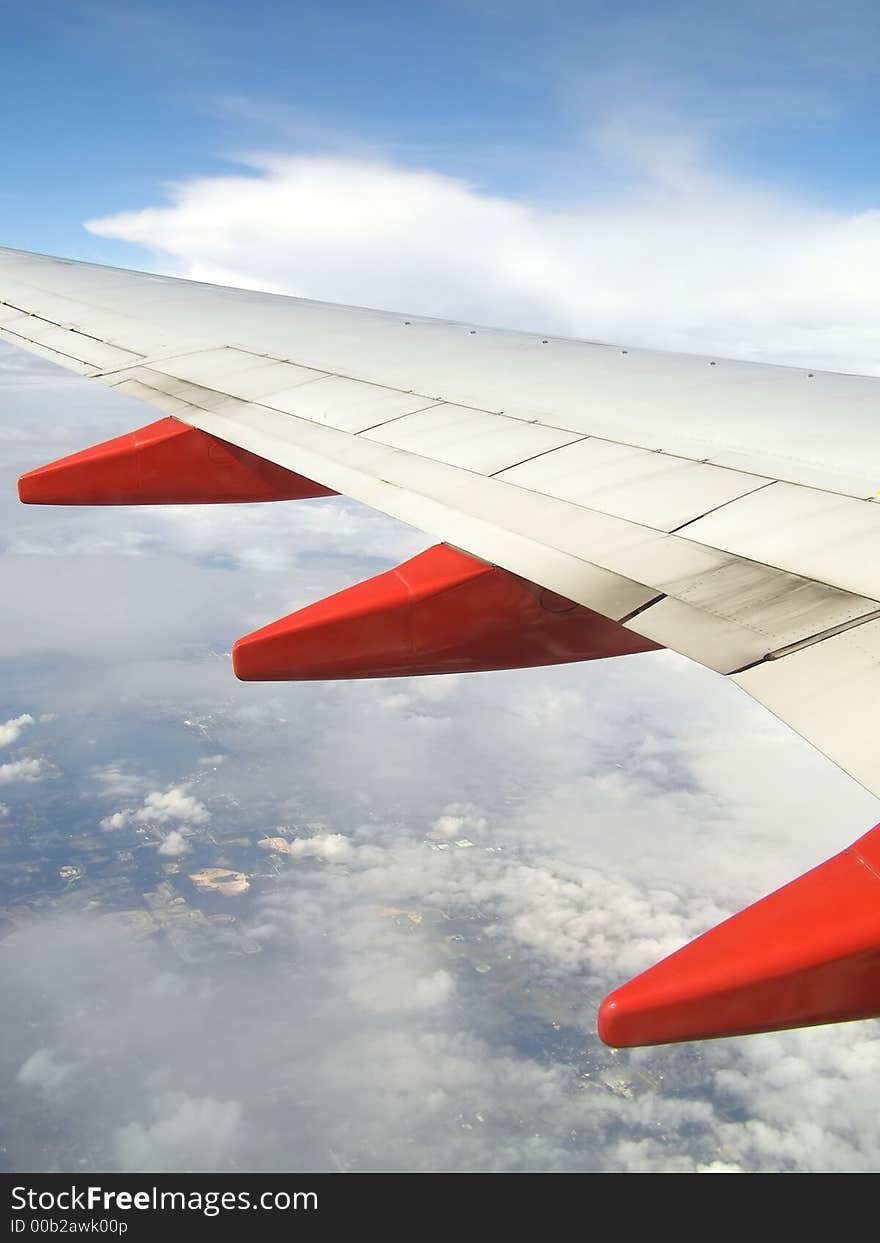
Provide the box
[0,803,8,819]
[16,1048,69,1094]
[157,830,191,857]
[100,810,132,831]
[133,787,209,826]
[285,832,351,862]
[100,786,210,842]
[0,757,50,785]
[429,804,488,841]
[102,786,210,833]
[0,714,34,748]
[348,965,455,1015]
[91,764,149,800]
[116,1092,242,1173]
[87,152,880,372]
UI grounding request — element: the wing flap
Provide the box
[0,299,145,372]
[625,560,879,673]
[735,618,880,799]
[361,404,583,472]
[0,328,96,376]
[495,437,771,531]
[681,481,880,603]
[154,347,322,389]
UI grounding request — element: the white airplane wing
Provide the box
[3,244,880,1047]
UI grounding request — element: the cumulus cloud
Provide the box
[284,832,351,862]
[116,1092,242,1173]
[0,713,34,748]
[100,810,132,831]
[87,152,880,371]
[134,788,210,826]
[429,803,488,842]
[16,1048,69,1094]
[0,803,9,819]
[0,757,50,785]
[157,830,191,857]
[102,786,210,832]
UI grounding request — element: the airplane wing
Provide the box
[3,243,880,1047]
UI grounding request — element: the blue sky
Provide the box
[4,0,880,265]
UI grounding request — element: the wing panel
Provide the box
[166,359,326,402]
[681,482,880,603]
[626,576,879,673]
[261,374,442,433]
[0,328,94,375]
[734,618,880,796]
[705,449,874,502]
[151,347,288,385]
[0,315,143,371]
[112,379,195,417]
[361,405,583,473]
[115,369,241,412]
[495,437,769,531]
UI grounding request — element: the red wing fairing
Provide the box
[18,416,335,505]
[233,542,660,681]
[599,823,880,1046]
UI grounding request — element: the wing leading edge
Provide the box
[5,244,880,1046]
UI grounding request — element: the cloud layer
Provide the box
[88,152,880,371]
[0,714,34,748]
